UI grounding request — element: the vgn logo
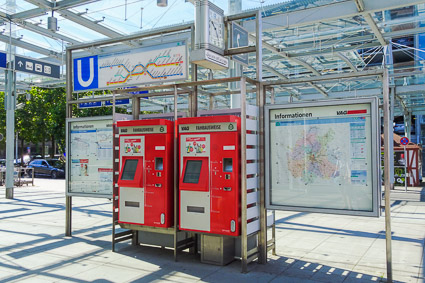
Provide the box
[73,55,99,91]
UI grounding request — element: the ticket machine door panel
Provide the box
[118,136,145,225]
[178,116,241,236]
[117,119,174,228]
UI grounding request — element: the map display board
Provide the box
[73,41,188,92]
[265,98,380,216]
[66,117,113,198]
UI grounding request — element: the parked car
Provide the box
[27,159,65,179]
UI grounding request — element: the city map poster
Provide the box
[67,118,113,197]
[266,100,379,215]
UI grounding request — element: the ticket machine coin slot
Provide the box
[223,187,232,191]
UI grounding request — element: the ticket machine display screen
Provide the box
[183,160,203,184]
[121,159,139,180]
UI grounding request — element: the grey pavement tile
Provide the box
[300,251,361,267]
[269,274,318,283]
[311,241,371,257]
[280,260,323,280]
[310,265,351,283]
[58,263,145,283]
[7,273,58,283]
[251,255,297,275]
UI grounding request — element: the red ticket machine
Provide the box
[117,119,173,227]
[178,115,241,236]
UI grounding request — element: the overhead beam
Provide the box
[308,82,328,97]
[336,52,358,72]
[354,0,387,46]
[16,20,80,44]
[0,34,61,58]
[12,0,100,20]
[59,10,124,38]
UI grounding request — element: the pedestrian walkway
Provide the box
[0,180,423,282]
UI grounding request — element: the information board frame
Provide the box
[66,116,114,198]
[265,97,380,217]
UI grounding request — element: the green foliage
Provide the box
[0,87,128,156]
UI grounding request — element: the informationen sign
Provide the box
[265,98,380,217]
[73,41,188,92]
[66,117,113,197]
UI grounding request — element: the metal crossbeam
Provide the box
[354,0,387,46]
[17,20,80,45]
[336,52,358,72]
[59,10,123,38]
[0,34,61,58]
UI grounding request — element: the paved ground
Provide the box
[0,179,424,282]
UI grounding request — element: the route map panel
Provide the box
[73,41,188,92]
[265,99,380,216]
[67,118,113,197]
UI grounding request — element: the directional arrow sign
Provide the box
[15,55,60,79]
[231,22,249,66]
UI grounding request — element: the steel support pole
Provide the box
[383,69,393,283]
[258,83,267,264]
[132,97,140,120]
[256,10,263,82]
[190,26,198,117]
[240,77,248,273]
[173,85,178,261]
[229,0,242,108]
[65,48,73,236]
[255,9,267,265]
[5,65,15,199]
[404,111,412,140]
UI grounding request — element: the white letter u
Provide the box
[77,58,94,87]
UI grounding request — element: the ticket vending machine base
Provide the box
[201,234,235,266]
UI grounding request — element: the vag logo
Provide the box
[337,110,347,115]
[73,55,98,91]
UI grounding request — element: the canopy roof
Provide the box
[1,0,425,116]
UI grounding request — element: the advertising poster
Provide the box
[67,118,113,197]
[266,99,379,216]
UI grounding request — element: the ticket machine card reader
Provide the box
[178,116,241,236]
[117,119,174,228]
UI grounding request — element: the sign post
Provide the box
[400,136,409,192]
